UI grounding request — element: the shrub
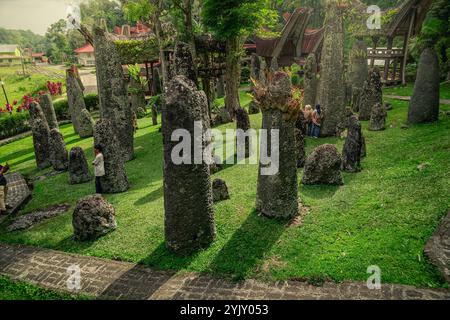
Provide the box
[84,93,99,111]
[0,112,30,140]
[53,99,70,121]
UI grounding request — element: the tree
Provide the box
[80,0,127,31]
[202,0,268,118]
[44,19,70,63]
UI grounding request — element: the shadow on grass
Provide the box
[1,147,35,164]
[300,184,341,200]
[207,209,286,280]
[134,186,163,206]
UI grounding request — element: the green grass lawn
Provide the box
[0,276,90,300]
[0,66,65,107]
[0,95,449,289]
[384,81,450,100]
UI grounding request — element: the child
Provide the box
[0,164,10,215]
[92,145,105,194]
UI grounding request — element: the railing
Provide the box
[367,48,404,59]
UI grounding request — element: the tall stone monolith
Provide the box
[93,119,129,194]
[49,129,68,171]
[39,93,58,130]
[349,39,368,112]
[315,2,346,136]
[93,26,134,162]
[162,75,215,255]
[254,71,299,219]
[66,68,85,134]
[304,53,318,107]
[359,67,383,121]
[29,103,51,170]
[408,47,440,124]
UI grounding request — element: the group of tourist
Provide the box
[303,104,323,138]
[0,164,10,215]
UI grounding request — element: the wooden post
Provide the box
[384,37,393,81]
[370,36,379,68]
[392,58,398,83]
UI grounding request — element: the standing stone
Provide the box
[342,115,362,172]
[29,102,47,123]
[66,69,84,134]
[49,129,68,171]
[152,104,158,126]
[408,47,440,124]
[174,42,197,84]
[369,103,387,131]
[31,117,51,170]
[29,103,51,170]
[129,77,147,114]
[315,3,346,137]
[72,194,116,241]
[212,179,230,202]
[93,119,129,194]
[361,134,367,158]
[68,147,92,184]
[78,109,95,138]
[304,53,318,107]
[255,72,299,219]
[359,67,383,121]
[235,107,251,158]
[349,39,368,112]
[39,93,58,130]
[93,27,134,162]
[295,127,306,168]
[163,76,215,255]
[302,144,344,185]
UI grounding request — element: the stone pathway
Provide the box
[4,173,32,215]
[0,243,449,300]
[385,95,450,105]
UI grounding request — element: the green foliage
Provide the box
[240,66,251,84]
[115,39,159,64]
[84,93,99,111]
[202,0,268,39]
[0,28,46,52]
[0,112,30,140]
[53,99,70,120]
[80,0,127,31]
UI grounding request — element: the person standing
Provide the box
[92,145,105,194]
[311,104,323,138]
[0,164,10,215]
[303,105,313,136]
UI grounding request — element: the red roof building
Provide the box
[74,44,95,66]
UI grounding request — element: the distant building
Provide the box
[74,43,95,66]
[0,44,21,66]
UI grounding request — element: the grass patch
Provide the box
[0,66,65,107]
[384,81,450,100]
[0,93,449,288]
[0,276,91,300]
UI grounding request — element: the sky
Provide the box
[0,0,84,35]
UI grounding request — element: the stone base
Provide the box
[424,211,450,283]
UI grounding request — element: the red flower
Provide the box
[12,100,18,106]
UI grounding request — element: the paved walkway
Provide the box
[385,95,450,105]
[0,243,449,300]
